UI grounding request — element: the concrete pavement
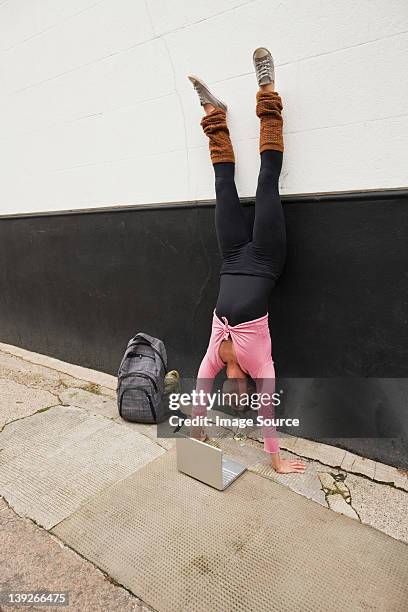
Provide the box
[0,343,407,611]
[0,497,151,611]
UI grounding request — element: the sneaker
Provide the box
[187,75,227,111]
[253,47,275,86]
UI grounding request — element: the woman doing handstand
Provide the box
[188,48,305,474]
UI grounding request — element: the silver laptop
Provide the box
[176,436,246,490]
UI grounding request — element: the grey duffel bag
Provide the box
[117,332,168,423]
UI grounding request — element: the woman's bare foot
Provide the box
[271,453,306,474]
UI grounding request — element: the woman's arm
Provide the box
[193,352,222,419]
[190,352,222,441]
[257,360,305,474]
[256,360,280,453]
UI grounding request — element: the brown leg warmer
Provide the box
[200,108,235,164]
[256,90,284,153]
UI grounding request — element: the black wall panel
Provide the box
[1,192,407,467]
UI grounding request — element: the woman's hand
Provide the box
[271,452,306,474]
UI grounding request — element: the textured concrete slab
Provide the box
[347,473,408,544]
[53,450,408,612]
[0,498,151,612]
[203,436,327,507]
[0,405,108,465]
[115,417,176,451]
[59,387,118,419]
[0,406,164,528]
[0,378,57,429]
[185,436,408,529]
[248,456,327,507]
[206,435,268,465]
[177,433,408,542]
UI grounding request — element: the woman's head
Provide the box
[219,338,255,409]
[223,365,257,411]
[225,360,246,380]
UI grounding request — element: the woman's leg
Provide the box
[252,91,286,273]
[201,108,249,257]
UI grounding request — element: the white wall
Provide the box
[1,0,407,215]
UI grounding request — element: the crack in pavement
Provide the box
[0,402,63,434]
[0,372,63,394]
[0,372,113,401]
[246,430,408,495]
[1,394,171,458]
[285,448,408,493]
[317,472,362,521]
[0,348,114,393]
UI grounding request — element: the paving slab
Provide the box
[327,493,360,520]
[0,498,151,612]
[53,450,408,612]
[0,378,57,429]
[347,473,408,544]
[59,387,118,419]
[181,436,408,528]
[248,456,327,507]
[0,406,164,529]
[341,450,356,471]
[201,436,327,507]
[280,435,408,492]
[348,454,376,479]
[116,418,176,450]
[292,436,347,466]
[374,461,408,490]
[276,432,299,452]
[0,405,108,465]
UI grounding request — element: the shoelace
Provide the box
[193,82,207,105]
[256,57,273,81]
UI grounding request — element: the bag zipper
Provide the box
[127,352,155,361]
[119,386,157,422]
[118,371,158,392]
[127,340,167,373]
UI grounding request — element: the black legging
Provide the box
[214,150,286,326]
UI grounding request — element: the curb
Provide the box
[0,342,116,391]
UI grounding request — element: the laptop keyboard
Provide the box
[222,467,237,486]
